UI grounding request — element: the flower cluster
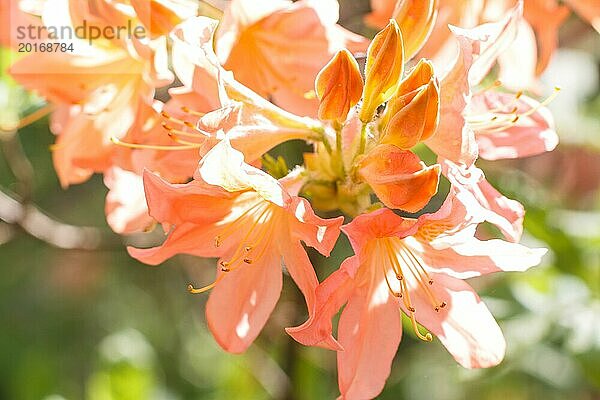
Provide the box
[4,0,595,398]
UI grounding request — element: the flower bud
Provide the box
[380,60,440,149]
[359,20,404,123]
[316,50,364,123]
[393,0,438,60]
[357,144,440,212]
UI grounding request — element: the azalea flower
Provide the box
[129,137,343,353]
[152,16,329,163]
[215,0,369,116]
[423,3,559,241]
[9,0,174,187]
[288,190,547,399]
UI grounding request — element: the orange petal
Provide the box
[359,20,404,123]
[130,0,196,38]
[315,49,364,122]
[358,144,440,212]
[381,78,440,149]
[393,0,439,60]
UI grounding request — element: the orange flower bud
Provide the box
[393,0,439,60]
[316,50,364,122]
[357,144,440,212]
[359,20,404,123]
[380,60,440,149]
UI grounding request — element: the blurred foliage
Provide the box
[1,1,600,399]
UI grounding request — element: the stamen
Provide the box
[187,278,222,294]
[0,104,54,131]
[181,106,206,117]
[110,136,202,150]
[469,86,560,134]
[409,312,433,342]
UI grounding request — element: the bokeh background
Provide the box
[1,1,599,399]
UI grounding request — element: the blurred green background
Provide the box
[1,1,600,399]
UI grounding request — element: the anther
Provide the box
[243,258,253,264]
[396,274,403,280]
[214,236,221,247]
[181,106,206,117]
[244,246,252,252]
[428,279,433,285]
[440,302,447,308]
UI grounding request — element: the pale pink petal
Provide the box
[441,159,525,242]
[414,239,546,279]
[127,222,225,265]
[286,256,359,351]
[141,170,232,226]
[497,20,538,91]
[463,1,523,86]
[104,167,153,234]
[281,241,319,324]
[425,27,478,166]
[197,136,289,207]
[206,250,283,353]
[342,208,419,255]
[288,197,343,256]
[409,273,506,368]
[337,279,402,400]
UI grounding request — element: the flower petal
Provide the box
[441,160,525,242]
[286,256,359,351]
[337,278,402,399]
[472,92,558,160]
[414,239,546,279]
[127,222,225,265]
[198,136,289,207]
[410,273,506,368]
[141,170,232,226]
[288,197,343,256]
[358,144,441,212]
[104,167,153,234]
[206,250,283,353]
[425,26,478,166]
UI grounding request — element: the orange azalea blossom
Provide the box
[129,137,343,353]
[134,16,329,164]
[288,190,546,399]
[424,3,558,241]
[301,20,441,215]
[215,0,369,116]
[8,0,177,188]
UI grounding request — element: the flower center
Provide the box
[187,199,280,294]
[467,85,560,134]
[376,237,446,342]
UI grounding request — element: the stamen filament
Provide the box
[110,136,201,150]
[181,106,206,117]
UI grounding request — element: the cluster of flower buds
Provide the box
[3,0,595,398]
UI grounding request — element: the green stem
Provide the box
[358,122,367,155]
